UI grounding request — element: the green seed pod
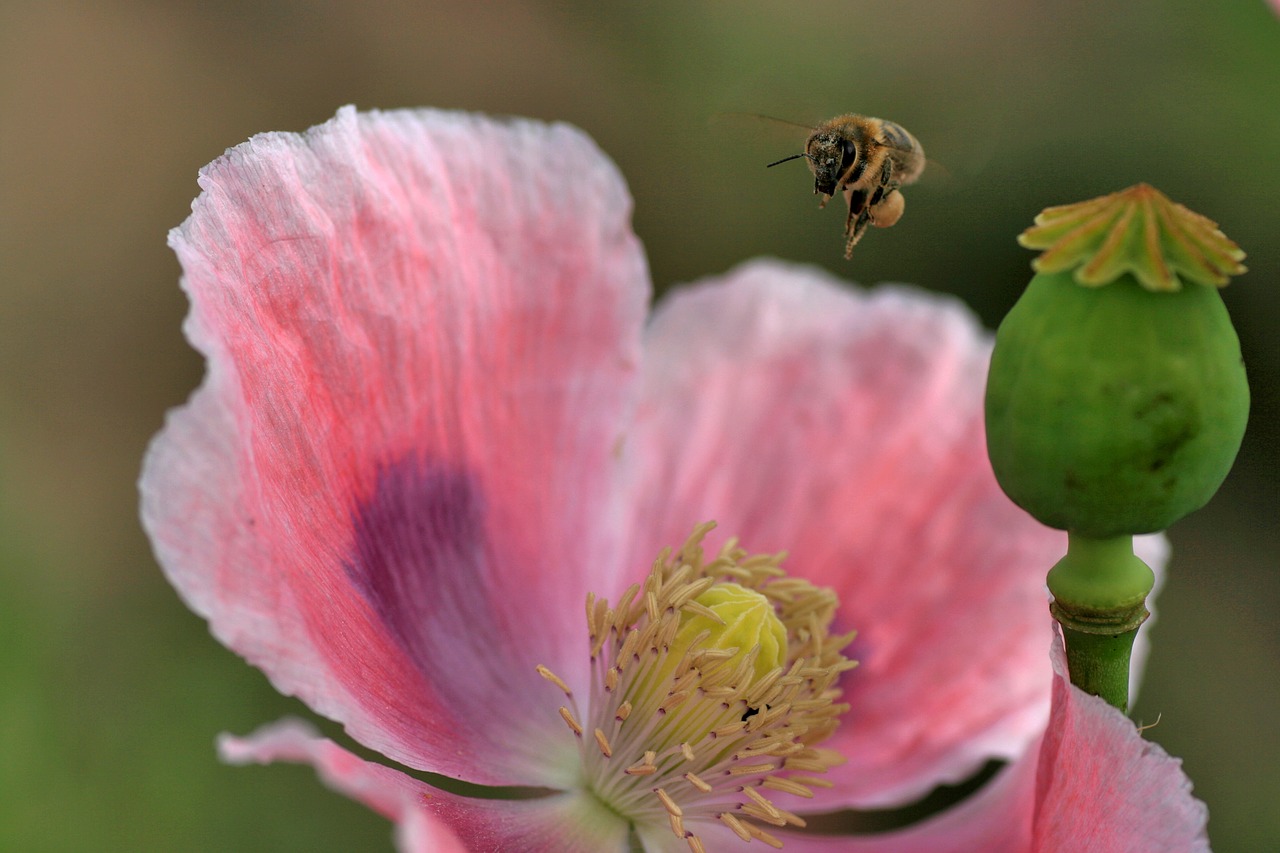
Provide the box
[985,185,1249,537]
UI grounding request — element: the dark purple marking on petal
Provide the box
[345,458,491,676]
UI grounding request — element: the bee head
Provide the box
[805,132,858,197]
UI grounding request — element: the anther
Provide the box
[787,774,834,789]
[713,721,746,738]
[557,706,583,736]
[762,775,814,797]
[728,762,777,777]
[743,820,784,848]
[549,524,856,849]
[742,802,789,827]
[625,750,658,776]
[741,785,783,819]
[660,692,693,713]
[536,665,572,696]
[655,787,683,817]
[684,771,712,793]
[719,812,752,842]
[618,628,642,665]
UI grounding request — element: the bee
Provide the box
[768,114,925,258]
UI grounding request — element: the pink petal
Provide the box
[624,259,1067,806]
[1030,630,1210,852]
[776,753,1037,853]
[778,629,1206,852]
[143,107,649,787]
[221,719,630,853]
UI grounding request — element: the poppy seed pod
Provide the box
[985,185,1248,538]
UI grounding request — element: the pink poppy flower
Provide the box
[142,107,1209,851]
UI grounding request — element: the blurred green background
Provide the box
[2,1,1276,850]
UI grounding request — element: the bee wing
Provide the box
[709,111,817,133]
[709,112,821,167]
[871,136,949,187]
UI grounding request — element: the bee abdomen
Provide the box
[879,120,918,152]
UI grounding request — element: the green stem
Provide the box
[1046,533,1154,712]
[1055,621,1142,712]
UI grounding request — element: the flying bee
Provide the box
[768,114,925,258]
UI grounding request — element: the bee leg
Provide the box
[843,209,874,258]
[868,188,905,228]
[842,188,868,236]
[878,155,896,188]
[839,188,874,258]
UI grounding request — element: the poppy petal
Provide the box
[221,719,631,853]
[626,259,1070,805]
[144,107,649,787]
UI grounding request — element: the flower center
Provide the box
[538,522,857,850]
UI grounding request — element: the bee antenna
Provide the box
[766,153,810,169]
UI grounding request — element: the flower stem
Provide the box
[1047,533,1154,712]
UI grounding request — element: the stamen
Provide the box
[558,706,583,736]
[744,820,785,848]
[594,728,613,758]
[741,785,784,820]
[683,771,712,793]
[728,762,777,777]
[680,599,724,624]
[714,721,746,738]
[618,628,642,664]
[785,774,835,789]
[660,691,691,713]
[762,774,816,797]
[625,751,658,776]
[719,812,752,841]
[742,803,789,827]
[655,788,683,817]
[536,665,572,696]
[536,522,856,849]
